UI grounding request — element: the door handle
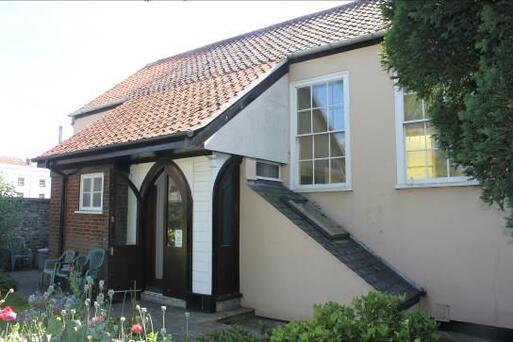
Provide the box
[109,247,114,256]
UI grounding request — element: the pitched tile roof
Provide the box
[248,179,424,308]
[40,0,385,159]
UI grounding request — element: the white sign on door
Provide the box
[175,229,183,248]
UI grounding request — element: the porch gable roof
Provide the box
[35,0,385,162]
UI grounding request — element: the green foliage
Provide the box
[381,0,513,227]
[196,325,259,342]
[0,175,18,248]
[270,292,438,342]
[0,272,16,293]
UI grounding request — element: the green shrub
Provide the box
[270,292,438,342]
[0,272,16,294]
[196,325,259,342]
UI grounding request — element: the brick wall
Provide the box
[13,198,49,251]
[48,166,112,258]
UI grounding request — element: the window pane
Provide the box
[404,93,423,121]
[314,134,329,158]
[330,133,345,157]
[297,87,311,110]
[93,177,102,192]
[92,192,102,208]
[256,162,280,179]
[312,108,328,133]
[328,106,344,131]
[331,158,345,183]
[298,136,313,160]
[83,178,92,192]
[312,83,327,108]
[450,163,464,177]
[299,161,313,185]
[314,160,329,184]
[297,110,311,134]
[405,122,426,151]
[425,122,438,149]
[431,150,449,178]
[406,151,427,180]
[83,193,91,207]
[167,179,185,248]
[328,80,343,106]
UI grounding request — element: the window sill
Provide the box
[74,210,103,215]
[395,180,479,190]
[255,176,282,182]
[294,185,352,193]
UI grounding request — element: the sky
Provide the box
[0,1,347,160]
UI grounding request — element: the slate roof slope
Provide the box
[40,0,385,158]
[248,179,424,308]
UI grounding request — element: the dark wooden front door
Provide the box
[108,170,144,291]
[214,159,240,296]
[144,185,159,289]
[162,165,190,298]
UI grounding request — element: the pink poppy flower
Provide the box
[91,314,104,326]
[131,323,143,334]
[0,307,16,322]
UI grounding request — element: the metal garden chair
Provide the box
[8,236,33,271]
[41,249,75,288]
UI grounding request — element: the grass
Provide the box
[3,292,29,313]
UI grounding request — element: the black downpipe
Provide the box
[49,169,67,255]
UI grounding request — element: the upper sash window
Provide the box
[395,89,474,187]
[291,72,350,192]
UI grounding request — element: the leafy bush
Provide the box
[0,272,16,293]
[196,325,259,342]
[0,175,18,253]
[270,292,438,342]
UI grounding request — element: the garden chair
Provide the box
[83,248,105,281]
[8,236,33,271]
[41,249,75,288]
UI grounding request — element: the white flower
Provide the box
[141,307,147,313]
[99,280,105,290]
[107,289,115,298]
[86,276,93,285]
[161,306,167,312]
[8,288,14,294]
[135,304,141,311]
[94,301,100,309]
[0,300,4,305]
[120,316,126,323]
[85,298,91,307]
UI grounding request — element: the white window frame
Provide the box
[394,87,477,188]
[255,160,282,182]
[290,71,351,192]
[78,172,104,213]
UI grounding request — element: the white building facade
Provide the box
[0,157,51,199]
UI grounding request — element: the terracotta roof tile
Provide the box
[41,0,384,158]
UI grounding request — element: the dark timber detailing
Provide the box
[247,179,424,308]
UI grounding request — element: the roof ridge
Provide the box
[145,0,367,68]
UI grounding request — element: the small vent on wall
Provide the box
[433,304,450,322]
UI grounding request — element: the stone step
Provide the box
[141,290,186,308]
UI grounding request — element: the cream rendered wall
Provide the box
[205,75,290,163]
[285,44,513,328]
[128,154,230,295]
[239,162,373,321]
[72,112,106,133]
